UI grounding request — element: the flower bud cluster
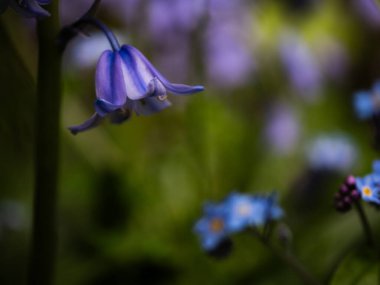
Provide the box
[334,175,361,212]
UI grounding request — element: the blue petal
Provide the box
[119,46,154,100]
[123,45,205,95]
[9,0,50,18]
[353,91,374,119]
[68,113,103,135]
[132,97,172,116]
[95,99,124,116]
[96,50,127,106]
[373,160,380,175]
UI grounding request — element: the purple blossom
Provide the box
[279,32,322,99]
[264,103,300,154]
[204,0,255,88]
[352,0,380,27]
[69,44,204,134]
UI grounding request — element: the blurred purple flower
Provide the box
[148,0,205,36]
[204,0,255,88]
[2,0,50,18]
[69,44,204,134]
[279,33,322,99]
[352,0,380,27]
[264,103,300,154]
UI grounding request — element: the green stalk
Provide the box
[29,2,62,285]
[254,230,321,285]
[354,202,374,247]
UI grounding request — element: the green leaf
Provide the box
[330,247,380,285]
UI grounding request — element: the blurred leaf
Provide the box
[330,247,380,285]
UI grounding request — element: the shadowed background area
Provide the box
[1,0,380,284]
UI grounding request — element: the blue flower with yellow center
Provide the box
[355,174,380,204]
[1,0,50,18]
[355,160,380,205]
[193,203,229,251]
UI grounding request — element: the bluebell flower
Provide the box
[193,203,230,251]
[1,0,50,18]
[69,44,204,134]
[353,81,380,119]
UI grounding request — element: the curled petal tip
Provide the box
[68,113,103,135]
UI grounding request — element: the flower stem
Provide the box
[29,2,62,285]
[354,201,374,247]
[255,231,321,285]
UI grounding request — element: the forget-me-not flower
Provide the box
[193,203,230,251]
[194,192,284,252]
[223,192,283,233]
[68,18,204,134]
[355,160,380,205]
[1,0,50,18]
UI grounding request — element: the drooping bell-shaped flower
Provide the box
[1,0,51,18]
[69,43,204,134]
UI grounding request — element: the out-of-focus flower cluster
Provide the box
[194,192,283,254]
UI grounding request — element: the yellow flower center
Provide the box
[363,186,372,197]
[209,218,224,233]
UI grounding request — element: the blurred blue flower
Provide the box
[194,203,230,251]
[2,0,50,18]
[307,134,357,172]
[69,44,204,134]
[194,192,283,251]
[224,193,283,233]
[353,82,380,119]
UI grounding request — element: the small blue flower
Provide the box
[69,44,204,134]
[194,192,284,251]
[353,81,380,119]
[223,192,283,233]
[223,193,266,232]
[193,203,229,251]
[355,174,380,204]
[2,0,50,18]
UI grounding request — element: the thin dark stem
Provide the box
[77,17,121,51]
[59,16,121,52]
[254,230,321,285]
[28,2,62,285]
[354,201,374,247]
